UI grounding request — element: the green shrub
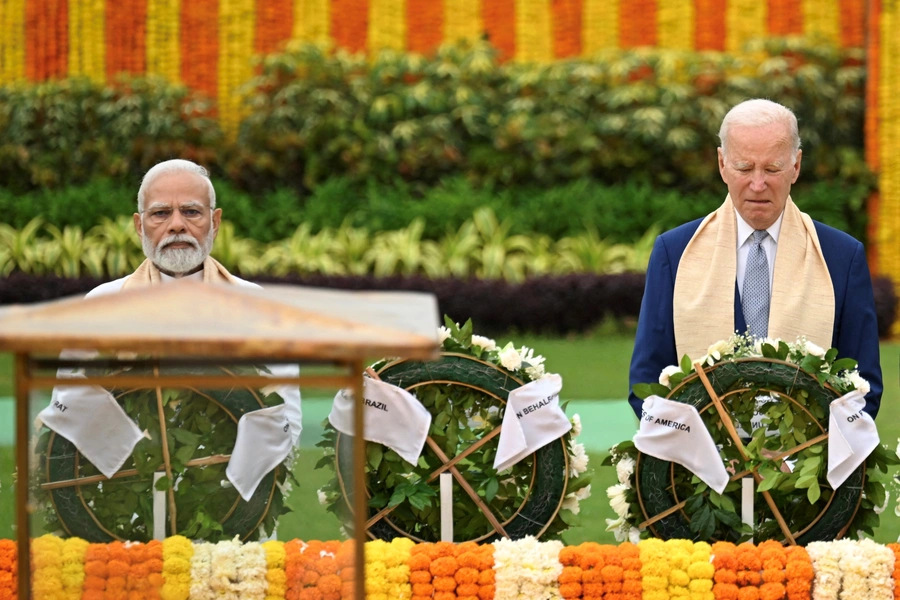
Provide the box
[0,175,869,245]
[232,37,870,195]
[0,77,222,192]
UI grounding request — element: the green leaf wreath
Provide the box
[605,334,899,544]
[34,365,294,542]
[316,317,592,542]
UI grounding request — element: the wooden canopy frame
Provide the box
[0,281,440,599]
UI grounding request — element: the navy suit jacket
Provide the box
[628,217,883,419]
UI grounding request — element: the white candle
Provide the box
[742,477,754,542]
[440,472,453,542]
[153,472,166,541]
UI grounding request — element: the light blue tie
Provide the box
[742,230,770,338]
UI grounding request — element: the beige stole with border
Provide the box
[672,196,834,362]
[120,256,239,290]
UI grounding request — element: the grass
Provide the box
[1,335,899,545]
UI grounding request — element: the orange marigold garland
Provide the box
[888,544,900,600]
[0,539,16,600]
[712,541,739,600]
[284,539,304,600]
[757,540,787,600]
[558,545,584,599]
[107,540,131,600]
[783,545,813,600]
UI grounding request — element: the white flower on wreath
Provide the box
[498,342,522,371]
[561,495,580,514]
[843,370,870,396]
[575,484,591,501]
[803,339,826,358]
[570,414,582,438]
[606,517,642,543]
[615,455,636,486]
[659,365,682,387]
[471,335,497,352]
[607,483,630,518]
[704,339,732,365]
[437,326,452,344]
[317,489,328,506]
[569,441,589,477]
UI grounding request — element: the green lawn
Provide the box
[1,335,898,545]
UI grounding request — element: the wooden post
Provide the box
[350,359,367,600]
[15,353,31,600]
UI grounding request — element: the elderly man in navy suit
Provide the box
[628,99,882,419]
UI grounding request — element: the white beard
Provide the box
[142,230,214,274]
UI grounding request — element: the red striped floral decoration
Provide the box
[483,0,516,62]
[694,0,725,50]
[552,0,582,59]
[839,0,865,48]
[180,0,218,100]
[331,0,368,54]
[407,0,442,54]
[106,0,146,78]
[254,0,292,56]
[767,0,802,35]
[619,0,656,47]
[25,0,68,80]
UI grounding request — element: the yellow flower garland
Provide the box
[161,535,194,600]
[263,540,287,600]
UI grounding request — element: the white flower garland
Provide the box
[808,539,894,600]
[210,538,241,600]
[189,541,215,600]
[236,541,268,600]
[492,536,565,599]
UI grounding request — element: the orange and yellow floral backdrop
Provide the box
[0,0,897,332]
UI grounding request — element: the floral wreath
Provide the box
[317,317,592,542]
[605,333,899,544]
[34,365,294,543]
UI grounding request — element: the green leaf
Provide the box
[367,444,384,469]
[807,482,821,503]
[485,478,499,502]
[680,354,693,374]
[154,475,171,491]
[756,471,781,492]
[830,358,859,373]
[173,444,196,466]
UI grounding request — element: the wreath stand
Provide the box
[635,357,864,544]
[0,281,440,599]
[333,353,570,543]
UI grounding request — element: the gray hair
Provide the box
[718,99,801,164]
[137,159,216,212]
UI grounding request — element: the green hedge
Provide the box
[0,176,869,245]
[0,38,870,197]
[232,37,870,194]
[0,77,221,192]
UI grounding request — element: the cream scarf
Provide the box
[120,256,239,290]
[672,196,834,362]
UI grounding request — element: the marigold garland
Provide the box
[263,540,288,600]
[15,536,900,598]
[0,539,16,600]
[782,545,813,600]
[161,535,194,600]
